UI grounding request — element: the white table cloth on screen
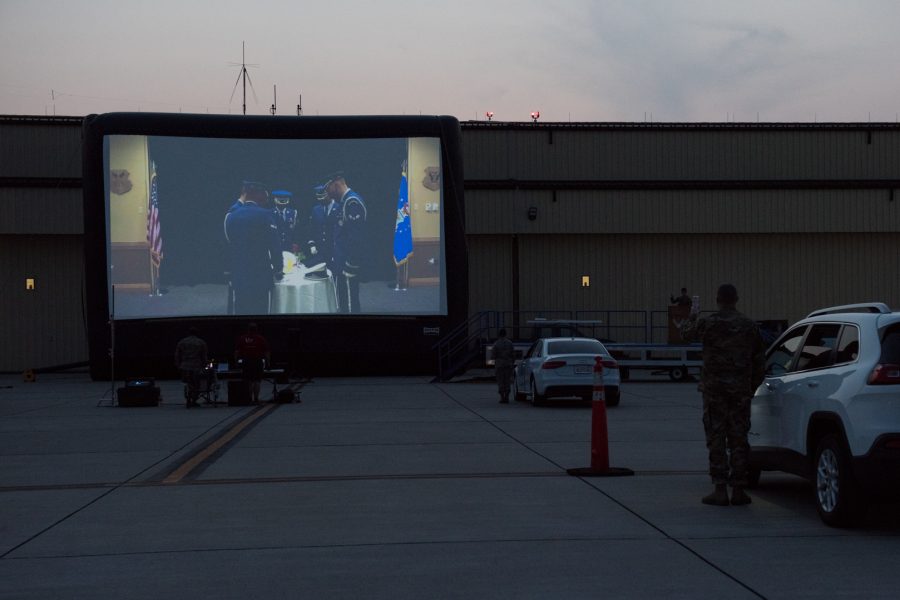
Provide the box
[271,265,337,314]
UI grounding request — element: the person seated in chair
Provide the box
[175,327,208,408]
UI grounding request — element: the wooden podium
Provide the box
[667,305,691,344]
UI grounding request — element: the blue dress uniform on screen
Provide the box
[271,190,299,251]
[306,184,334,267]
[324,172,367,314]
[223,181,283,315]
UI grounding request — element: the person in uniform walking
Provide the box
[323,172,367,313]
[224,181,284,315]
[680,283,766,506]
[492,328,515,404]
[175,327,208,408]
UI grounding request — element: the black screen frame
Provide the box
[83,112,467,379]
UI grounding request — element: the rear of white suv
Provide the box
[749,303,900,526]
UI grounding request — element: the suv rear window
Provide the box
[880,326,900,363]
[547,340,605,355]
[834,325,860,364]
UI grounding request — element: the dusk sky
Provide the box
[2,0,899,122]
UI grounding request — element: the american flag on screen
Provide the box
[147,164,163,267]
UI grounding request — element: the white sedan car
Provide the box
[512,337,621,406]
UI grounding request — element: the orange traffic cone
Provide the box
[567,356,633,477]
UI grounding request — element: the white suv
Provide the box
[749,303,900,526]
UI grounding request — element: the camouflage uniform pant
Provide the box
[496,364,514,396]
[181,369,202,402]
[702,392,751,486]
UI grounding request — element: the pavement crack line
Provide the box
[0,469,716,493]
[435,383,768,600]
[0,406,250,559]
[1,535,678,561]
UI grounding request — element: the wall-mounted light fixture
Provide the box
[26,278,35,290]
[527,206,538,221]
[582,276,590,288]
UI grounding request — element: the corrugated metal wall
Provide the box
[1,117,86,371]
[463,125,900,181]
[0,120,82,178]
[0,187,83,233]
[3,117,900,369]
[466,235,513,311]
[507,232,900,331]
[465,188,900,234]
[462,122,900,333]
[0,235,88,368]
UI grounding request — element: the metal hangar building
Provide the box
[2,115,900,373]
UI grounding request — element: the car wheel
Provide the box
[530,377,544,407]
[513,377,526,402]
[814,434,865,527]
[605,387,620,407]
[669,367,688,382]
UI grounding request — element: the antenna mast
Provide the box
[228,41,259,115]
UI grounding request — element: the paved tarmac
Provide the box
[1,372,898,599]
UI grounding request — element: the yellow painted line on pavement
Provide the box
[162,403,277,484]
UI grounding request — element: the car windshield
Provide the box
[546,340,604,355]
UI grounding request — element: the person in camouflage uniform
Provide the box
[492,328,515,404]
[175,327,208,409]
[680,284,766,506]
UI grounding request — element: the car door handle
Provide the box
[807,380,819,388]
[765,381,780,391]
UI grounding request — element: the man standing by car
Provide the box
[492,328,515,404]
[680,284,766,506]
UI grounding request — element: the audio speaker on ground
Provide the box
[117,383,160,407]
[227,380,253,406]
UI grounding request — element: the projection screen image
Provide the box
[105,134,445,319]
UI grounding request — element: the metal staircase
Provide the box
[434,311,503,381]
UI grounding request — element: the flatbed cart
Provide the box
[605,343,703,382]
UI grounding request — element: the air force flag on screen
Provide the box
[392,166,413,265]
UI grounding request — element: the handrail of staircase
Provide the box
[434,310,501,381]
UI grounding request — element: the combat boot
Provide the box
[701,484,730,506]
[730,486,752,505]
